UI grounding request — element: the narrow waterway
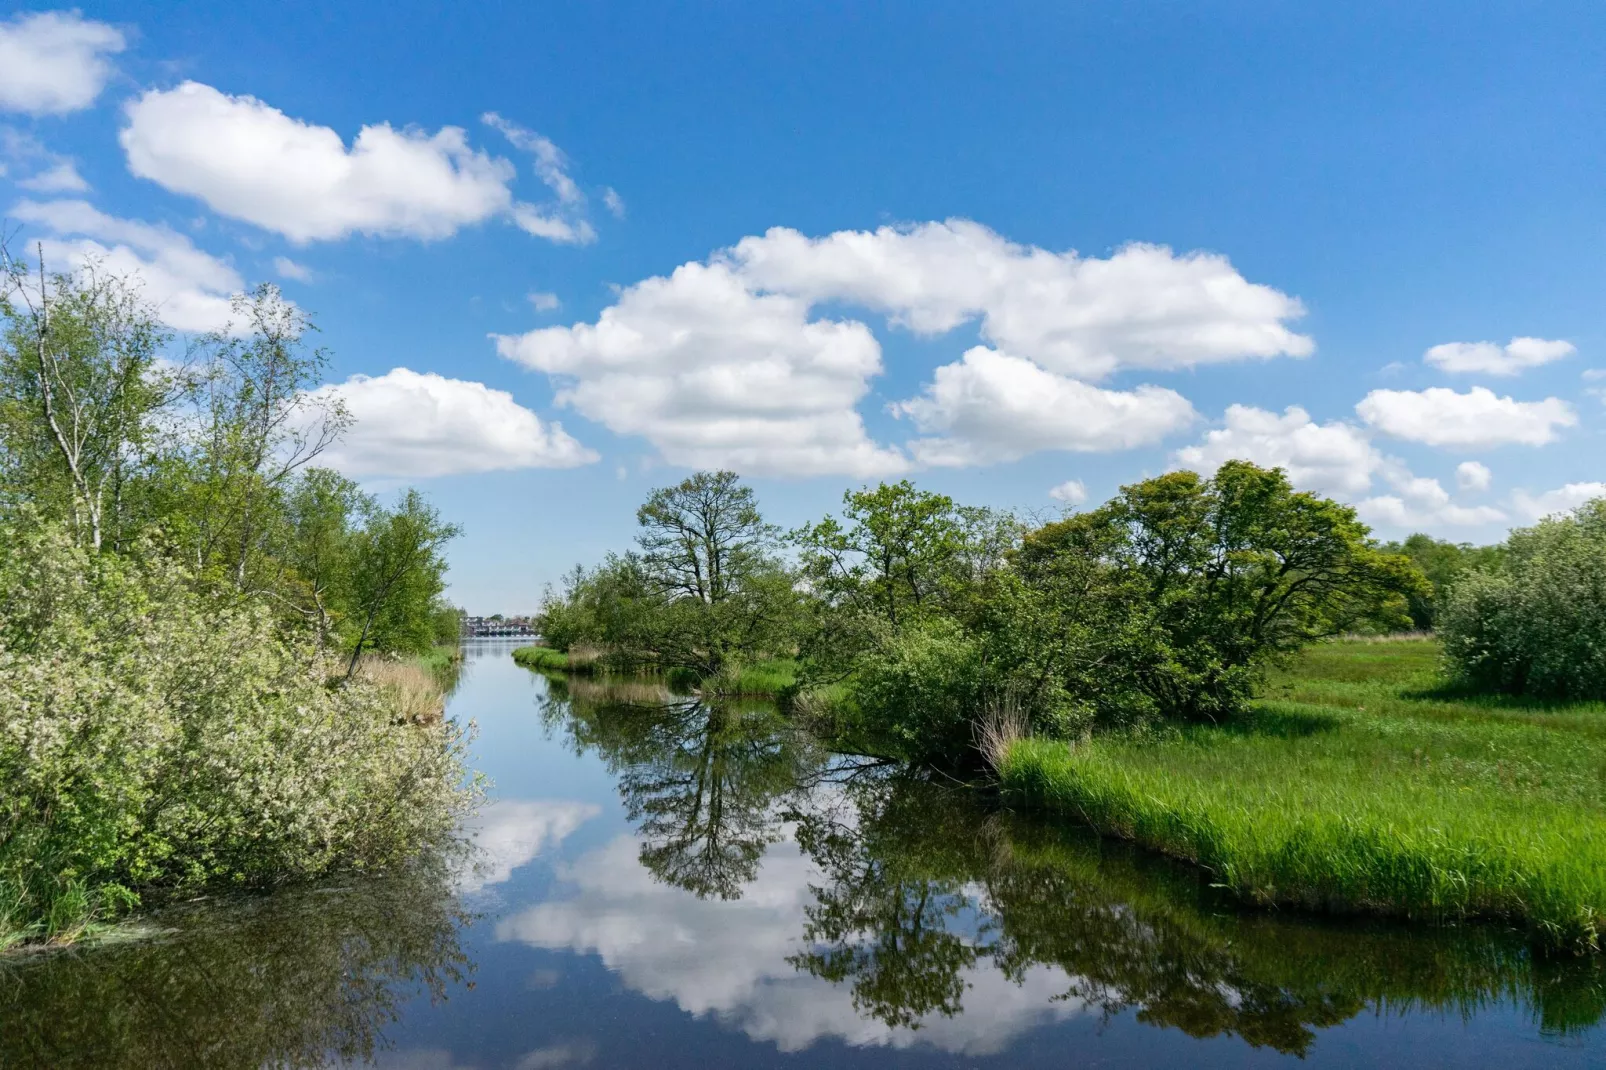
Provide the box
[5,638,1605,1068]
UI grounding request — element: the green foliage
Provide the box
[840,618,988,759]
[537,471,801,674]
[1012,462,1425,724]
[1381,532,1506,629]
[998,637,1606,952]
[512,645,571,672]
[0,520,478,947]
[1440,499,1606,699]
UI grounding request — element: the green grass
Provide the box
[999,638,1606,952]
[408,644,463,676]
[512,645,570,672]
[698,658,801,698]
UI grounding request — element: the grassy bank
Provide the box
[512,647,803,699]
[696,658,800,698]
[999,638,1606,952]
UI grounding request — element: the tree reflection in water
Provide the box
[0,860,470,1070]
[542,679,1606,1056]
[786,773,1606,1055]
[542,676,824,899]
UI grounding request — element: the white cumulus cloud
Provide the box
[1172,404,1384,497]
[496,260,907,478]
[120,82,596,245]
[497,222,1305,476]
[1510,482,1606,522]
[11,197,241,332]
[527,290,561,312]
[1424,337,1575,376]
[1456,460,1493,492]
[310,368,597,478]
[1356,474,1506,528]
[732,221,1312,380]
[0,11,125,116]
[1048,479,1088,505]
[893,347,1195,466]
[1356,387,1576,448]
[1173,403,1505,528]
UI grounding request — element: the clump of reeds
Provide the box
[975,693,1029,774]
[356,655,446,725]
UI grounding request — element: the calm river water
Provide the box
[6,638,1606,1068]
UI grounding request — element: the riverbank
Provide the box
[512,645,802,699]
[999,638,1606,952]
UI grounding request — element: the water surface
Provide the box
[5,638,1605,1068]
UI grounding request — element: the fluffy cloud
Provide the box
[1424,337,1575,376]
[310,368,598,478]
[1356,387,1576,448]
[1173,404,1505,528]
[11,197,241,331]
[527,291,561,312]
[496,260,907,478]
[1173,404,1384,497]
[0,11,125,115]
[1049,479,1088,505]
[732,221,1312,380]
[498,834,1087,1054]
[1355,474,1505,528]
[893,347,1195,466]
[1456,460,1493,492]
[121,83,595,245]
[1510,482,1606,522]
[498,222,1304,476]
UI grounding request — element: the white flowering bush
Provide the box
[0,521,478,946]
[1439,498,1606,700]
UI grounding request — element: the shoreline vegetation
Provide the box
[999,638,1606,952]
[520,466,1606,954]
[1,252,476,950]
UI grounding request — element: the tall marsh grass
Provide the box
[999,638,1606,952]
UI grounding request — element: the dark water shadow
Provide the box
[0,860,472,1070]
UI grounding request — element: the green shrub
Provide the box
[844,618,988,760]
[1440,499,1606,700]
[0,523,478,947]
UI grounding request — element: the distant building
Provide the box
[461,615,537,637]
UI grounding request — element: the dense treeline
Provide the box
[0,249,473,947]
[536,464,1430,760]
[0,254,462,664]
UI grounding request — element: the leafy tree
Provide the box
[1380,533,1505,630]
[1021,462,1426,721]
[793,481,964,636]
[280,467,370,646]
[173,284,349,590]
[343,490,460,675]
[0,247,174,551]
[1440,498,1606,699]
[637,469,776,605]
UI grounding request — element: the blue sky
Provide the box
[2,2,1603,612]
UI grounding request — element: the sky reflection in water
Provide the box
[4,638,1606,1069]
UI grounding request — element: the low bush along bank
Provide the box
[0,525,479,949]
[999,638,1606,952]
